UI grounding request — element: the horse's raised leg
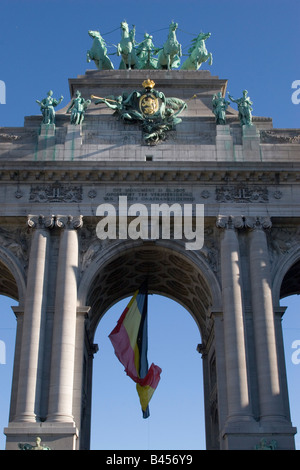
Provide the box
[127,53,132,70]
[167,54,171,70]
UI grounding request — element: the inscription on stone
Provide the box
[103,187,195,203]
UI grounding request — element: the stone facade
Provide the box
[1,70,299,449]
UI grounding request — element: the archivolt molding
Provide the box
[77,237,221,342]
[0,244,26,304]
[271,243,300,306]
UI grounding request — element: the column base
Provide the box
[4,421,78,450]
[221,420,297,450]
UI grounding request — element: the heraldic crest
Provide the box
[91,79,187,145]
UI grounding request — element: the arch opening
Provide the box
[280,260,300,299]
[0,260,19,302]
[279,258,300,450]
[0,294,18,450]
[79,242,220,450]
[84,243,216,343]
[0,255,22,449]
[90,294,206,450]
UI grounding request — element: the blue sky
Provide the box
[0,0,300,451]
[0,0,299,128]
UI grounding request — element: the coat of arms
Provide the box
[91,78,187,145]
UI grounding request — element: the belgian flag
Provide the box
[109,283,162,418]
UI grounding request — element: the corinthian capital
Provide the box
[55,215,83,229]
[244,216,272,230]
[216,215,244,230]
[27,214,55,229]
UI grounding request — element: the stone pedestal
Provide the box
[4,422,78,450]
[221,421,297,450]
[64,125,82,161]
[37,124,56,161]
[216,124,233,160]
[242,124,261,156]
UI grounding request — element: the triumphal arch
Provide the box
[1,23,299,450]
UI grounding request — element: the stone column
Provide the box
[216,215,253,422]
[247,216,286,422]
[47,215,83,423]
[14,215,53,422]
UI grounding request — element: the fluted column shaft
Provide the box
[247,216,285,421]
[14,215,52,422]
[217,216,252,422]
[47,215,83,423]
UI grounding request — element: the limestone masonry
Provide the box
[1,70,299,450]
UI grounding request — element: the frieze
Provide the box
[215,186,268,203]
[29,182,83,203]
[260,130,300,144]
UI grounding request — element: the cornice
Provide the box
[0,161,299,184]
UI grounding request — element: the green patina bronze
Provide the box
[87,30,114,70]
[86,22,213,71]
[18,437,51,450]
[228,90,253,126]
[36,90,63,125]
[254,438,277,450]
[181,32,213,70]
[136,33,157,70]
[212,91,230,125]
[92,79,187,145]
[156,21,182,70]
[67,90,91,125]
[117,22,140,70]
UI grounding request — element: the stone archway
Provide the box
[77,240,221,450]
[270,246,300,446]
[0,247,26,305]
